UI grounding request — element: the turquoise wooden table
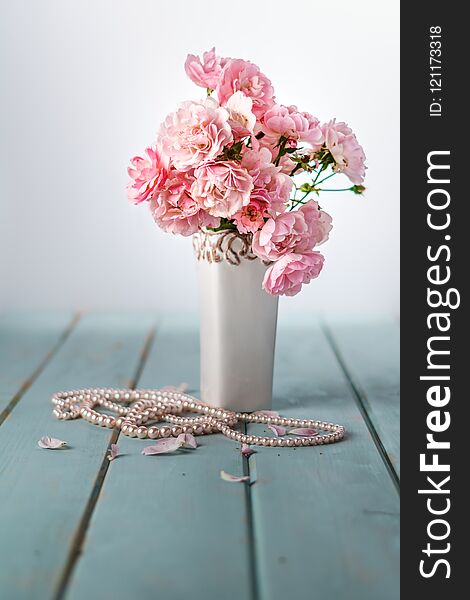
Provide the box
[0,312,399,600]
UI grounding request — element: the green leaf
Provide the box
[207,218,237,232]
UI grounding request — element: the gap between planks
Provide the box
[0,313,81,428]
[53,318,397,600]
[321,322,400,494]
[54,326,157,600]
[242,422,260,600]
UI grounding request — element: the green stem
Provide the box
[312,168,325,185]
[289,163,302,177]
[274,137,288,167]
[314,172,336,186]
[289,191,311,211]
[317,187,353,192]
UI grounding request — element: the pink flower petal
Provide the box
[253,410,280,418]
[268,424,287,437]
[289,428,318,436]
[220,470,250,483]
[177,433,198,449]
[38,436,67,449]
[241,444,256,458]
[107,443,119,461]
[142,438,183,455]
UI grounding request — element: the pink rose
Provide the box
[298,200,333,246]
[216,59,275,118]
[252,211,308,261]
[263,171,292,214]
[225,91,256,139]
[262,252,325,296]
[233,189,270,234]
[158,98,232,172]
[252,200,331,260]
[127,146,168,204]
[184,48,227,90]
[241,148,292,214]
[261,104,323,148]
[321,119,366,184]
[151,172,219,236]
[191,160,254,218]
[240,147,274,180]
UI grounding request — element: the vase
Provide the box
[193,229,279,412]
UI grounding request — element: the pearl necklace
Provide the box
[51,388,345,448]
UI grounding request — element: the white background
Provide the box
[0,0,399,316]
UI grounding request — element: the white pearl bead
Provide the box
[53,388,345,453]
[148,427,159,439]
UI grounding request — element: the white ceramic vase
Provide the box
[193,230,279,412]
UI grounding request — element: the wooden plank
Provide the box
[324,318,400,477]
[0,312,156,600]
[66,317,253,600]
[0,312,76,421]
[248,318,399,600]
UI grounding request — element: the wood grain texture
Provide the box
[0,313,156,600]
[324,318,400,477]
[66,316,253,600]
[0,313,75,420]
[0,313,399,600]
[247,317,399,600]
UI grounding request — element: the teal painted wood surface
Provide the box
[247,318,399,600]
[66,316,253,600]
[0,313,156,600]
[0,313,399,600]
[324,318,400,477]
[0,313,75,420]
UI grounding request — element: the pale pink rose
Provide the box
[151,172,219,236]
[254,135,296,176]
[262,252,325,296]
[276,153,297,175]
[225,91,256,138]
[264,171,292,214]
[216,59,275,118]
[184,48,227,90]
[233,190,270,234]
[158,98,232,172]
[240,147,275,180]
[321,119,366,184]
[252,211,309,261]
[127,146,168,204]
[241,148,292,214]
[261,104,323,147]
[298,200,333,247]
[191,160,254,218]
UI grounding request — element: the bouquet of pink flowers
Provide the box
[127,49,366,296]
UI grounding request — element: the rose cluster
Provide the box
[127,48,366,296]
